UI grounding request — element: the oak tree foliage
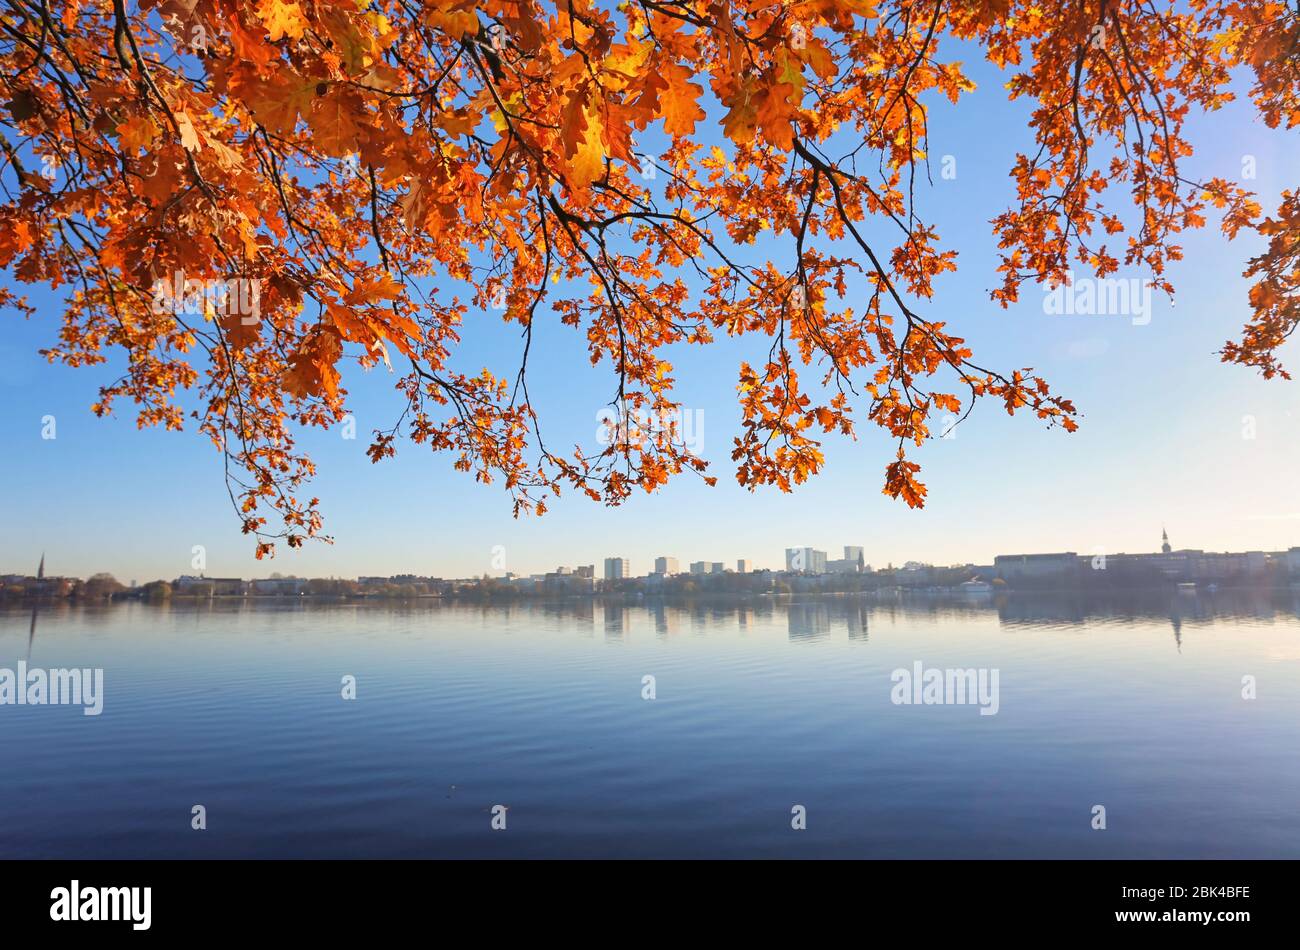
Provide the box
[0,0,1295,554]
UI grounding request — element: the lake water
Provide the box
[2,592,1299,858]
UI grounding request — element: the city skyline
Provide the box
[6,527,1297,585]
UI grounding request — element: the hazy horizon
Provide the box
[3,527,1298,583]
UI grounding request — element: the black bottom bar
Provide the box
[0,859,1287,936]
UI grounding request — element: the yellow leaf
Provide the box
[257,0,309,43]
[175,112,202,151]
[562,89,606,189]
[721,79,759,145]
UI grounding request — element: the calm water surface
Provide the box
[2,592,1299,858]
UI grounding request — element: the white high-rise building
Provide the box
[604,557,630,580]
[736,559,752,573]
[785,547,827,574]
[654,557,679,575]
[827,545,866,574]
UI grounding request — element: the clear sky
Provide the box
[2,51,1297,584]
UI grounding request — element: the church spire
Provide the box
[1161,527,1171,554]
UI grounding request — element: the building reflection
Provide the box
[788,602,831,640]
[603,603,630,640]
[279,588,1300,643]
[845,603,869,640]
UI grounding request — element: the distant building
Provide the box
[175,575,245,596]
[575,565,595,578]
[736,559,752,573]
[997,544,1263,585]
[545,571,596,594]
[1100,548,1269,582]
[654,557,679,575]
[357,574,440,588]
[251,577,306,595]
[604,557,630,581]
[785,547,827,574]
[686,561,724,574]
[1289,548,1300,576]
[994,553,1078,583]
[1079,530,1274,585]
[826,546,865,574]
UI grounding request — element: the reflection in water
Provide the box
[603,602,629,640]
[3,589,1300,858]
[14,586,1298,643]
[847,604,869,641]
[995,588,1300,626]
[648,602,677,638]
[544,598,593,628]
[787,602,831,640]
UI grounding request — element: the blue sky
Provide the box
[2,50,1297,584]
